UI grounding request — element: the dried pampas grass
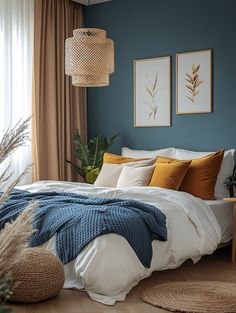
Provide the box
[0,117,31,188]
[0,118,36,274]
[0,201,37,275]
[0,166,31,204]
[0,118,30,165]
[0,118,37,310]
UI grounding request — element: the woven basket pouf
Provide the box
[9,248,65,303]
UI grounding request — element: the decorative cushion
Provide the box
[9,248,64,303]
[94,154,155,187]
[121,147,175,158]
[174,148,235,199]
[94,163,125,187]
[179,150,225,200]
[116,165,155,188]
[149,157,191,190]
[103,152,147,164]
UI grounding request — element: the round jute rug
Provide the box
[141,281,236,313]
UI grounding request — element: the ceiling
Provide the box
[72,0,111,5]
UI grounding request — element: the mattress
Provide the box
[205,200,234,243]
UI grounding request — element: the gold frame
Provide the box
[134,56,171,128]
[176,49,212,115]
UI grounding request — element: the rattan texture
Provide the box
[9,248,65,303]
[141,281,236,313]
[65,28,114,87]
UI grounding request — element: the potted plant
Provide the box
[224,169,236,197]
[67,130,119,184]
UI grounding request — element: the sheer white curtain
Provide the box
[0,0,34,184]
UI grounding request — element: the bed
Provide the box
[206,200,233,244]
[17,180,226,305]
[9,147,234,305]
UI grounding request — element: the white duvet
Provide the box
[18,180,222,305]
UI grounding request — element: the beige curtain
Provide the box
[33,0,87,181]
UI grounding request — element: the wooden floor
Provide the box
[10,247,236,313]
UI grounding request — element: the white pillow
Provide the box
[116,165,155,188]
[94,159,156,188]
[121,147,175,158]
[174,148,235,199]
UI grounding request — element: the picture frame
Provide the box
[176,49,212,114]
[134,56,171,127]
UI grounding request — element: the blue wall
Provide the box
[87,0,236,153]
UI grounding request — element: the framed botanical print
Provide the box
[134,56,171,127]
[176,49,212,114]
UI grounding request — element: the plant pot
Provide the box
[85,168,100,184]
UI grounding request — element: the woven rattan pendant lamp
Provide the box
[65,0,114,87]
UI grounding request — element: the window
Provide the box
[0,0,34,184]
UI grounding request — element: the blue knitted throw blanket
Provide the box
[0,190,167,268]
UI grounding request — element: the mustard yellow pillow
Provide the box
[179,150,224,200]
[103,152,147,164]
[149,157,191,190]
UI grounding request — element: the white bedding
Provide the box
[206,200,233,243]
[18,180,222,305]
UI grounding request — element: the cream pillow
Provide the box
[116,165,154,188]
[94,159,155,187]
[121,147,175,158]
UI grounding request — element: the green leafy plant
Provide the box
[67,131,119,184]
[224,169,236,197]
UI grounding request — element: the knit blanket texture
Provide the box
[0,189,167,268]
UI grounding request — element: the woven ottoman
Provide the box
[9,248,65,303]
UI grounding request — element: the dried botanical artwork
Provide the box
[177,50,211,114]
[135,56,170,126]
[142,72,159,121]
[185,64,203,103]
